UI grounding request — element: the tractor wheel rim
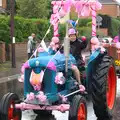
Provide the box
[107,66,116,110]
[77,103,86,120]
[8,101,19,120]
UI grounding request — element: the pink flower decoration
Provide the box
[26,92,35,101]
[91,37,100,51]
[49,37,60,51]
[79,85,86,92]
[36,91,47,103]
[58,94,67,103]
[21,61,30,73]
[33,85,41,91]
[55,72,65,85]
[113,36,119,43]
[100,46,106,53]
[116,42,120,53]
[116,42,120,49]
[52,37,59,43]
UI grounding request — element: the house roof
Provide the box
[98,0,119,4]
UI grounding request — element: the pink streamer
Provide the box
[47,62,56,71]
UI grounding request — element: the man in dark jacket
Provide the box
[68,28,87,90]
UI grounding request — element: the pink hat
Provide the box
[52,37,59,43]
[68,28,76,35]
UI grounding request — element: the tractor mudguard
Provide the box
[86,49,102,93]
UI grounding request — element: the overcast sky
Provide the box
[116,0,120,4]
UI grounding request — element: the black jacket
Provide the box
[70,38,87,61]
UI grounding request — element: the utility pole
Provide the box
[10,0,16,68]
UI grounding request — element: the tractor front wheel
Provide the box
[0,93,22,120]
[69,95,87,120]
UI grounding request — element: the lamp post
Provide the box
[10,0,16,68]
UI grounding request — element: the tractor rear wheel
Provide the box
[91,55,117,120]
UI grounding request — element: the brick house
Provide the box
[98,0,120,17]
[0,0,7,13]
[0,0,7,9]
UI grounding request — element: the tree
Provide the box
[16,0,50,19]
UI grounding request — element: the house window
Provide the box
[0,0,2,7]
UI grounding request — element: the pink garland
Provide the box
[25,92,47,103]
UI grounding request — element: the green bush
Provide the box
[77,27,92,39]
[0,15,10,44]
[14,16,38,42]
[110,18,120,37]
[78,18,92,27]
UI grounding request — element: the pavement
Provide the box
[0,61,22,78]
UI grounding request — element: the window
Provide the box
[0,0,2,7]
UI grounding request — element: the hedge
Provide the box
[0,15,10,44]
[109,18,120,37]
[0,15,94,44]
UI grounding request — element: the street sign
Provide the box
[96,16,103,23]
[97,22,102,26]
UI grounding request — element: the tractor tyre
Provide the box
[91,55,117,120]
